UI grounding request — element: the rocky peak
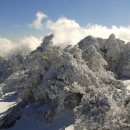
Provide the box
[41,34,54,47]
[34,34,54,53]
[1,34,130,130]
[82,45,107,74]
[78,35,99,51]
[109,33,115,40]
[117,42,130,78]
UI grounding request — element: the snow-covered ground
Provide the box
[0,92,74,130]
[0,92,17,118]
[123,80,130,90]
[65,125,74,130]
[7,109,74,130]
[1,79,130,130]
[1,80,130,130]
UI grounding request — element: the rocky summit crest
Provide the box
[1,34,130,130]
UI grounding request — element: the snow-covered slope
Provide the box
[1,34,130,130]
[0,92,16,118]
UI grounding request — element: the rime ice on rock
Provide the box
[117,42,130,78]
[1,34,130,130]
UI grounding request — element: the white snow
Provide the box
[6,108,74,130]
[65,125,74,130]
[0,92,74,130]
[0,92,16,118]
[123,80,130,91]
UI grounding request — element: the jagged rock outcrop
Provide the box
[103,34,124,72]
[117,43,130,78]
[1,34,130,130]
[82,45,108,74]
[78,35,100,51]
[78,34,125,76]
[0,57,12,84]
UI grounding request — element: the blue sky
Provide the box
[0,0,130,39]
[0,0,130,26]
[1,0,130,57]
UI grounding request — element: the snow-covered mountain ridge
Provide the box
[1,34,130,130]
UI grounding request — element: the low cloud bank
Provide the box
[1,11,130,57]
[0,37,16,57]
[47,17,130,46]
[0,36,41,57]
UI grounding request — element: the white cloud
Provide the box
[29,11,47,30]
[47,17,84,47]
[2,12,130,57]
[46,17,130,46]
[0,36,42,57]
[83,24,130,42]
[0,37,16,57]
[28,11,130,46]
[19,36,42,51]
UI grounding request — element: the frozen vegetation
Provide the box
[1,34,130,130]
